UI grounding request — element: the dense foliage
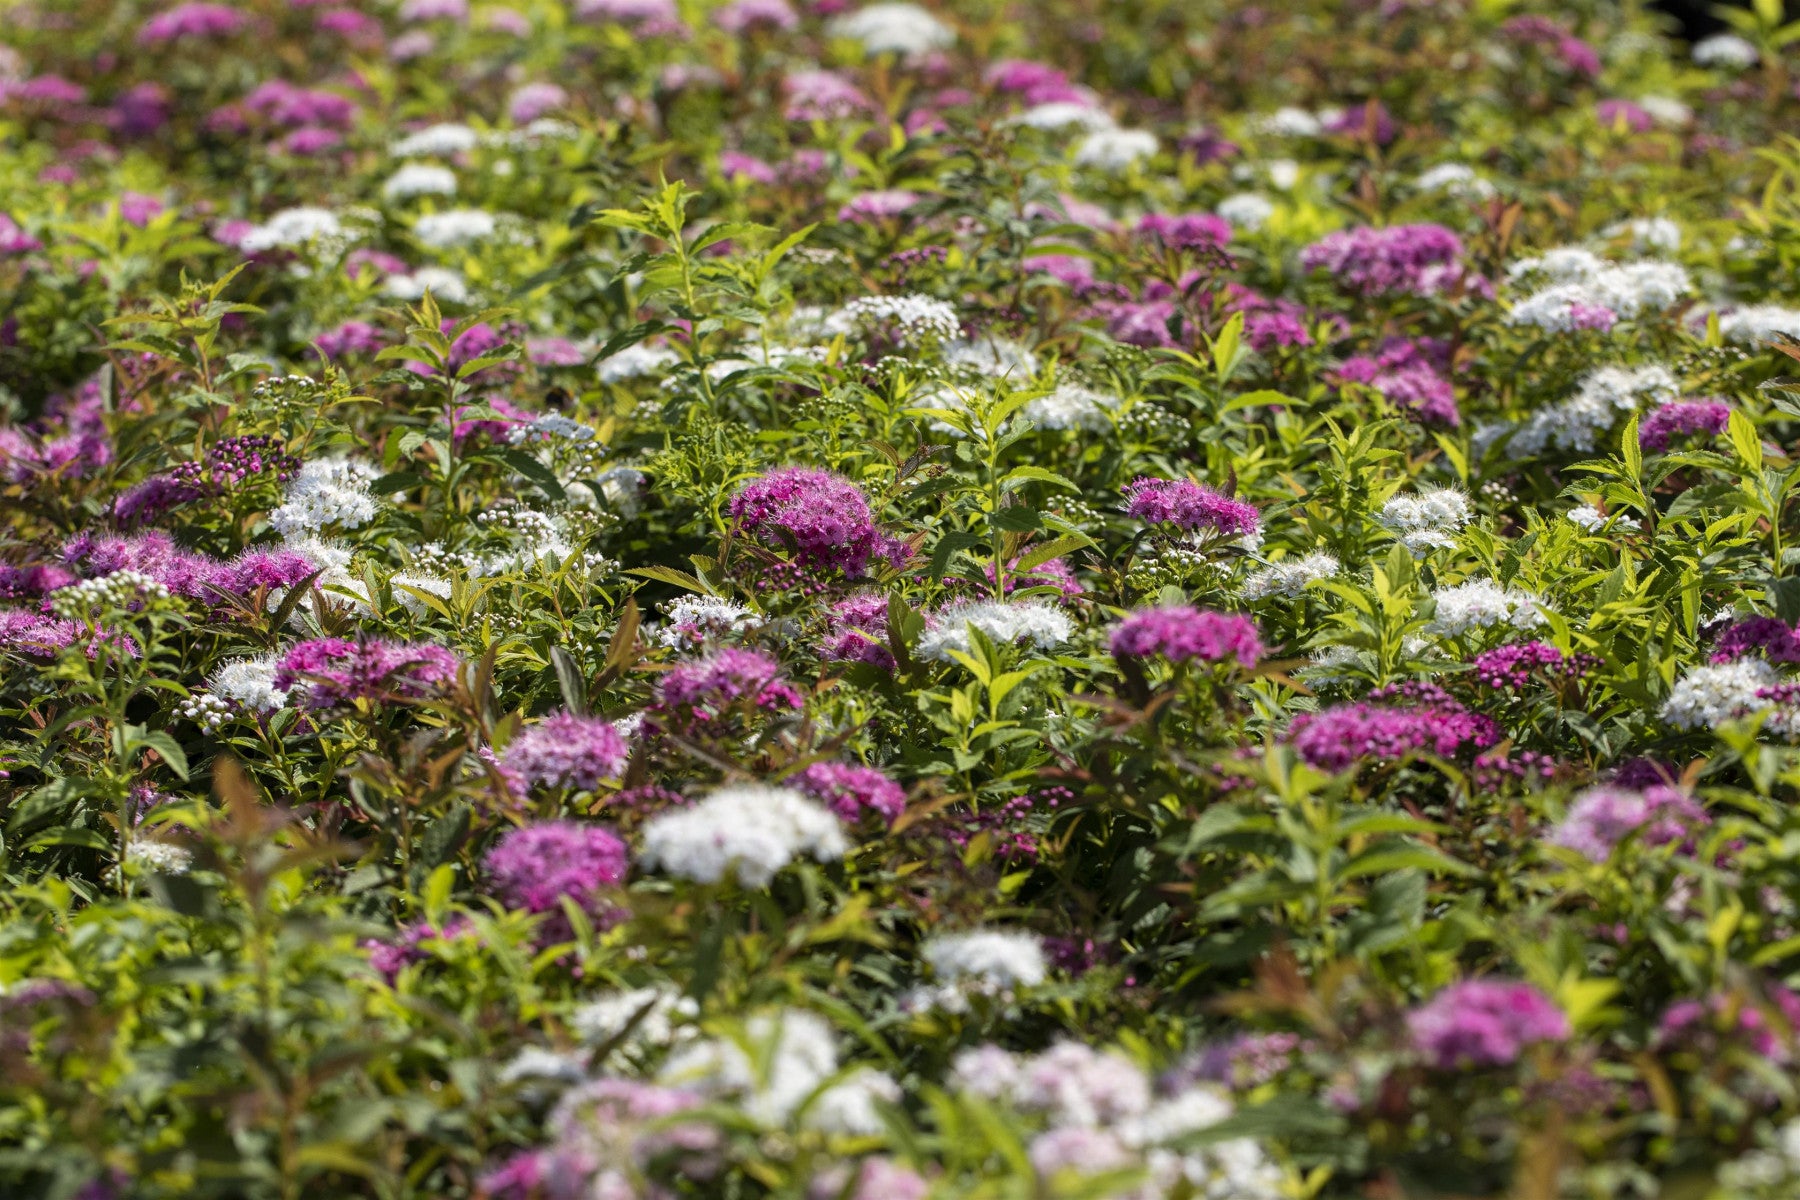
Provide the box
[8,0,1800,1196]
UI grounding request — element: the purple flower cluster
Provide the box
[115,435,299,525]
[654,647,804,729]
[1549,785,1709,861]
[1299,223,1470,297]
[1502,15,1601,76]
[823,592,896,669]
[0,609,83,658]
[727,467,906,583]
[273,638,461,710]
[1109,606,1264,667]
[363,917,474,983]
[1408,980,1570,1069]
[1711,615,1800,664]
[1122,477,1260,539]
[1136,212,1232,254]
[137,3,248,45]
[1656,984,1800,1065]
[502,713,630,792]
[1334,338,1459,426]
[1638,400,1731,452]
[484,820,629,915]
[58,532,317,605]
[1324,99,1396,144]
[1286,683,1500,772]
[1469,641,1594,689]
[1186,1031,1308,1090]
[1219,284,1314,351]
[792,761,906,825]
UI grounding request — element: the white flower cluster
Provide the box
[126,841,193,875]
[1694,33,1758,68]
[51,571,171,619]
[1506,363,1678,456]
[1378,487,1471,555]
[509,414,595,444]
[1507,248,1692,330]
[640,785,848,887]
[1024,381,1124,431]
[213,655,289,714]
[659,1009,898,1133]
[1566,504,1609,532]
[1216,192,1274,231]
[1718,1117,1800,1197]
[569,984,699,1065]
[823,293,961,346]
[1415,162,1496,200]
[828,2,954,57]
[653,595,755,648]
[1427,578,1548,636]
[1608,216,1681,253]
[923,928,1047,990]
[1073,128,1159,171]
[1011,101,1115,132]
[381,164,457,201]
[947,1042,1285,1198]
[945,336,1040,378]
[239,207,354,254]
[391,122,479,158]
[269,457,380,537]
[1250,106,1322,137]
[1716,304,1800,346]
[597,342,680,382]
[1660,658,1780,731]
[593,465,647,517]
[917,600,1074,661]
[412,208,497,249]
[1241,551,1339,600]
[385,266,470,303]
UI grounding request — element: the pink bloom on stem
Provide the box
[1408,980,1569,1069]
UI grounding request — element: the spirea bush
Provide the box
[9,0,1800,1197]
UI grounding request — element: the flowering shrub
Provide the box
[8,1,1800,1197]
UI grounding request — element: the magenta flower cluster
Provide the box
[1711,615,1800,663]
[502,713,630,792]
[137,3,248,45]
[1299,223,1469,297]
[484,820,629,916]
[1408,980,1570,1069]
[273,638,461,710]
[1122,477,1260,539]
[1136,212,1232,254]
[1469,641,1594,689]
[59,532,318,606]
[727,467,907,582]
[1549,785,1709,862]
[1656,985,1800,1065]
[1335,338,1459,426]
[792,761,906,824]
[1109,606,1264,667]
[654,647,804,728]
[1638,400,1731,452]
[823,593,896,669]
[1286,683,1499,772]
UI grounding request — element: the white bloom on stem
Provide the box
[1661,659,1780,731]
[269,457,379,537]
[917,601,1073,661]
[382,164,457,201]
[391,122,479,158]
[1073,128,1158,170]
[828,2,954,57]
[921,929,1048,990]
[1241,551,1339,600]
[1427,578,1548,636]
[640,785,847,887]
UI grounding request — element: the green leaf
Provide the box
[624,565,710,594]
[497,449,567,500]
[551,646,588,714]
[1729,409,1765,473]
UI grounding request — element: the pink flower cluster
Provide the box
[501,713,629,792]
[655,647,804,729]
[1335,338,1458,426]
[1549,785,1708,861]
[137,3,248,45]
[1638,400,1730,452]
[273,638,461,709]
[1408,980,1569,1069]
[1300,223,1470,297]
[1122,477,1260,539]
[1468,640,1594,689]
[823,592,896,669]
[1136,212,1232,254]
[1656,984,1800,1065]
[727,467,907,582]
[1711,615,1800,664]
[792,761,906,824]
[1286,683,1499,772]
[483,820,629,915]
[1109,606,1264,667]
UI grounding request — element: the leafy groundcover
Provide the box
[8,0,1800,1197]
